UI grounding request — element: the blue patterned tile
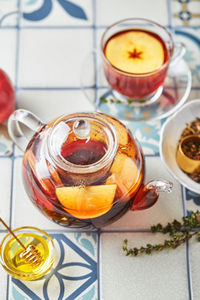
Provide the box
[174,28,200,87]
[11,232,98,300]
[21,0,93,26]
[172,0,200,26]
[185,187,200,210]
[124,119,163,155]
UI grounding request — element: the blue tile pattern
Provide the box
[23,0,88,22]
[12,233,97,299]
[0,0,199,299]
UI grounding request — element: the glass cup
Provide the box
[0,226,55,280]
[101,18,185,105]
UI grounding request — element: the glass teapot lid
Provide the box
[47,112,118,174]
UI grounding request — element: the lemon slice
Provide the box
[56,184,117,219]
[105,30,165,73]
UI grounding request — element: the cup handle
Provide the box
[131,179,173,211]
[8,109,44,152]
[170,41,186,67]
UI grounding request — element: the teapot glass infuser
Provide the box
[8,110,172,228]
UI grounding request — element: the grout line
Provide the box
[182,186,194,300]
[7,1,21,299]
[100,229,152,233]
[18,86,95,91]
[93,0,98,107]
[1,24,200,30]
[18,25,95,30]
[15,85,200,91]
[97,229,101,300]
[91,2,100,297]
[167,0,173,28]
[186,241,194,300]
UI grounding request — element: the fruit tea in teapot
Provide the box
[8,110,172,228]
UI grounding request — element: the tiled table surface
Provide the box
[0,0,200,299]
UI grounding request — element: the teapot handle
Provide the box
[131,179,173,211]
[8,109,44,152]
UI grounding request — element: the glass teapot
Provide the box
[8,110,172,228]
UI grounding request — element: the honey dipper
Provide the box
[0,217,43,266]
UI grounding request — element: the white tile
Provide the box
[14,88,95,156]
[21,0,93,26]
[101,232,188,300]
[0,159,12,226]
[0,29,17,85]
[18,28,94,88]
[17,89,95,123]
[0,233,8,300]
[96,0,169,26]
[103,156,183,230]
[12,158,63,230]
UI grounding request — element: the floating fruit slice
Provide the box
[106,153,141,198]
[56,184,117,219]
[105,30,165,73]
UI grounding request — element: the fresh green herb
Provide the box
[100,97,108,103]
[116,99,122,104]
[123,210,200,257]
[127,99,132,105]
[100,97,128,105]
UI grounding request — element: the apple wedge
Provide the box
[56,184,117,219]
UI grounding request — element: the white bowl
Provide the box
[160,99,200,194]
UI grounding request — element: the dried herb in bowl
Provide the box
[181,117,200,138]
[177,118,200,183]
[182,139,200,160]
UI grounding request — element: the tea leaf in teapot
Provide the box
[123,210,200,257]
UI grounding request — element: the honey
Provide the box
[1,230,55,280]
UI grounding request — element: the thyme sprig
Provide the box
[123,210,200,257]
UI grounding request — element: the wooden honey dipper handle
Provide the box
[0,217,26,250]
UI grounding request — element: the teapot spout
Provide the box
[131,179,173,211]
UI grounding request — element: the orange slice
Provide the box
[106,153,141,198]
[56,184,117,219]
[105,30,164,74]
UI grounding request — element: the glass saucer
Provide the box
[81,57,192,122]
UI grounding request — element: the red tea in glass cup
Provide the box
[101,18,184,104]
